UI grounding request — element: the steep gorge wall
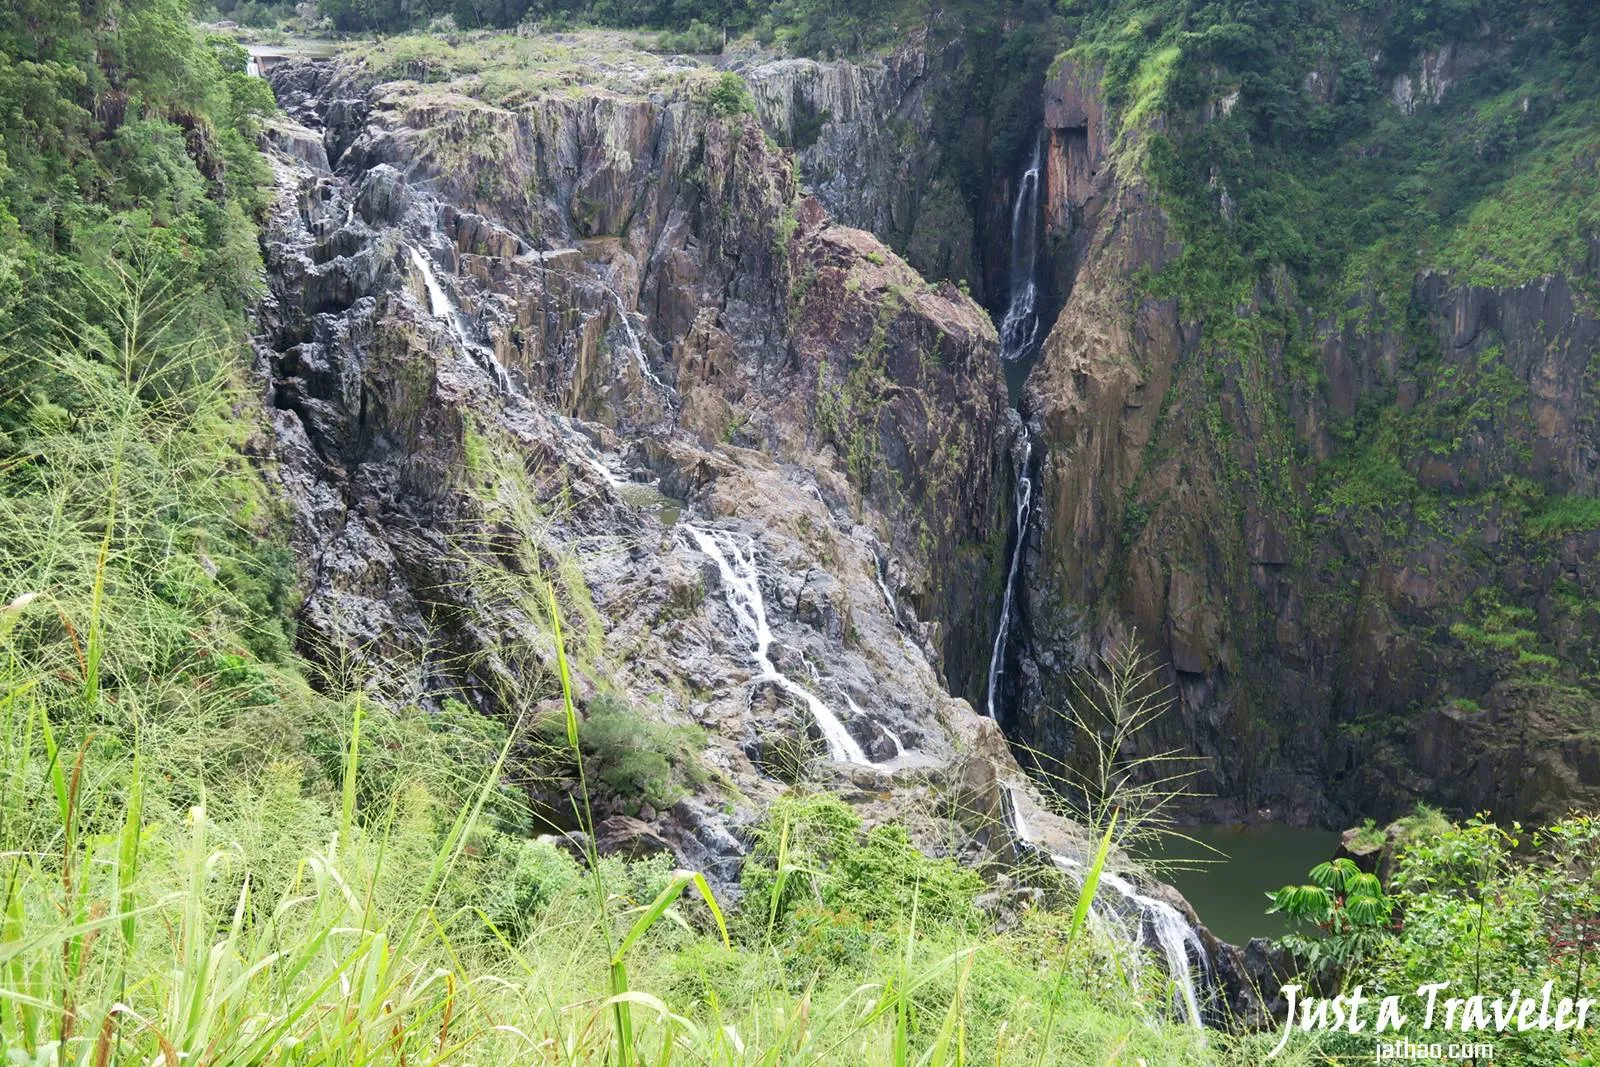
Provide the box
[248,43,1076,883]
[742,35,981,291]
[267,53,1009,681]
[741,22,1069,316]
[1009,45,1600,827]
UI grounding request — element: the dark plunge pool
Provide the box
[1138,823,1342,947]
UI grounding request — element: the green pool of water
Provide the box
[1138,824,1341,946]
[616,481,683,526]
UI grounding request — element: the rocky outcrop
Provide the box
[268,53,1008,659]
[742,33,979,290]
[251,42,1038,886]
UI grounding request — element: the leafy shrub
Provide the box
[655,20,722,53]
[705,71,755,118]
[538,693,707,812]
[1270,856,1396,977]
[739,793,985,942]
[1348,818,1385,851]
[467,834,586,942]
[1526,493,1600,536]
[1268,814,1600,1063]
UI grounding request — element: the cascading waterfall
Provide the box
[843,692,903,760]
[998,141,1043,362]
[981,142,1213,1030]
[984,139,1047,722]
[407,244,515,394]
[685,526,871,766]
[985,438,1033,721]
[408,245,461,333]
[598,276,672,399]
[551,413,626,489]
[872,553,900,622]
[1004,788,1208,1029]
[246,54,263,79]
[1096,868,1211,1031]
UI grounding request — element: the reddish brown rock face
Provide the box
[1003,47,1600,829]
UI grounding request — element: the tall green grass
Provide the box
[1,601,1292,1064]
[0,244,1310,1067]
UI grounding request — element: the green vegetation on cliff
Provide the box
[1062,0,1600,294]
[0,2,288,685]
[1059,0,1600,497]
[314,0,921,54]
[1057,0,1600,762]
[7,3,1600,1064]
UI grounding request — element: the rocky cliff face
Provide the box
[242,22,1597,996]
[741,32,981,293]
[249,39,1063,891]
[243,32,1402,1012]
[1009,48,1600,827]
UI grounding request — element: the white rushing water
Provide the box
[985,438,1033,720]
[983,140,1051,721]
[843,692,902,759]
[409,245,469,342]
[246,54,263,79]
[685,526,871,766]
[984,146,1211,1031]
[407,244,515,394]
[1004,787,1207,1029]
[998,141,1043,362]
[551,414,626,489]
[873,555,899,620]
[599,278,672,398]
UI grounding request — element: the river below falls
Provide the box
[1138,824,1342,946]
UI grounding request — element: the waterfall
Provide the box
[407,244,515,394]
[872,553,899,621]
[551,414,625,489]
[408,245,468,343]
[1096,868,1211,1030]
[598,278,672,398]
[998,141,1043,363]
[685,526,872,766]
[843,692,903,759]
[1004,787,1208,1029]
[246,54,263,79]
[985,439,1033,720]
[982,149,1214,1026]
[983,141,1050,723]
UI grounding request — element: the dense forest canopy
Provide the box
[0,0,274,333]
[206,0,928,55]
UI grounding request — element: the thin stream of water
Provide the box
[685,526,872,766]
